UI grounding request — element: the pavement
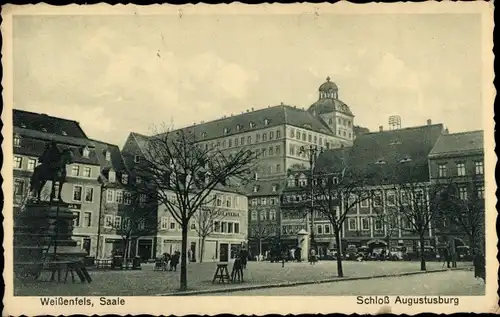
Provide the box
[202,270,485,296]
[14,260,474,296]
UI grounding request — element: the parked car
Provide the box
[456,246,472,261]
[404,246,437,261]
[388,246,405,261]
[357,246,371,260]
[345,246,358,260]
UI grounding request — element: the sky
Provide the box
[13,12,484,147]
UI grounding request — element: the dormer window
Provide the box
[14,134,21,147]
[272,184,278,192]
[375,159,387,165]
[105,150,111,161]
[61,130,68,136]
[121,174,128,184]
[399,157,412,163]
[108,169,116,183]
[253,172,258,180]
[82,147,90,158]
[287,175,295,187]
[249,122,256,129]
[134,155,141,163]
[201,132,207,138]
[298,174,308,187]
[236,124,241,131]
[264,119,270,126]
[390,140,402,145]
[223,127,229,135]
[253,185,259,193]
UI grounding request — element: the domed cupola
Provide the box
[318,76,338,99]
[308,76,353,117]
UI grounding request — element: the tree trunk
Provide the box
[335,229,344,277]
[419,234,426,271]
[200,236,206,263]
[180,223,189,291]
[259,239,262,260]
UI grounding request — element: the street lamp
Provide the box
[299,145,322,251]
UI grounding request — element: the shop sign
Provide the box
[105,238,123,243]
[223,211,240,217]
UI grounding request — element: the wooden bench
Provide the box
[212,264,230,284]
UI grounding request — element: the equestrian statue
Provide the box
[30,141,74,203]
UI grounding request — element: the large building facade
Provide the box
[13,110,102,257]
[428,131,485,251]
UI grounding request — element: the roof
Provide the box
[318,77,338,92]
[13,109,88,139]
[14,136,100,165]
[429,130,484,158]
[315,124,444,185]
[90,139,129,173]
[315,147,351,174]
[154,104,333,141]
[243,178,286,197]
[353,125,370,137]
[14,127,91,147]
[308,98,353,117]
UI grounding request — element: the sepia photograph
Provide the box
[2,3,496,315]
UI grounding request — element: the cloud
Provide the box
[367,53,429,90]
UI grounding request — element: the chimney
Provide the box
[379,126,383,132]
[246,109,250,113]
[427,119,432,125]
[251,108,254,111]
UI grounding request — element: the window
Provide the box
[317,225,323,234]
[324,225,330,234]
[296,131,301,140]
[240,137,245,145]
[82,147,90,158]
[170,221,176,230]
[247,136,252,144]
[269,131,274,140]
[290,129,295,138]
[234,138,239,146]
[459,187,468,200]
[115,191,124,203]
[104,215,113,228]
[261,197,267,205]
[216,195,222,206]
[438,164,447,177]
[114,216,122,228]
[234,223,240,234]
[72,185,83,201]
[227,222,234,233]
[236,124,241,131]
[374,219,383,231]
[249,122,255,129]
[223,127,229,134]
[457,162,466,176]
[251,210,257,221]
[84,187,94,203]
[348,218,357,231]
[289,145,295,156]
[276,164,281,173]
[105,151,111,161]
[73,212,81,227]
[361,218,370,231]
[308,134,312,142]
[72,165,80,176]
[262,133,267,142]
[226,196,232,208]
[109,170,116,182]
[276,130,281,138]
[401,192,409,205]
[161,217,169,229]
[122,174,128,184]
[136,176,142,184]
[28,158,37,171]
[256,134,261,142]
[260,211,268,220]
[222,140,226,148]
[270,210,276,220]
[14,134,21,147]
[83,212,92,227]
[475,161,484,175]
[106,190,114,203]
[139,194,146,203]
[477,185,485,199]
[83,167,91,178]
[302,133,306,141]
[386,191,396,206]
[134,155,141,163]
[269,146,274,156]
[221,222,227,233]
[12,156,21,169]
[373,191,383,206]
[190,221,196,230]
[14,179,25,196]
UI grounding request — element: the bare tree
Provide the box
[134,126,256,290]
[435,178,485,252]
[107,200,158,262]
[249,218,279,259]
[371,206,400,257]
[192,202,225,263]
[312,170,371,277]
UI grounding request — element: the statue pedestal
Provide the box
[14,202,89,279]
[297,229,310,262]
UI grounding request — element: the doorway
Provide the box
[83,238,91,256]
[138,239,153,262]
[219,243,229,262]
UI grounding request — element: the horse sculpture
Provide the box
[30,141,74,203]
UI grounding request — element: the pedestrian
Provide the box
[239,248,248,269]
[187,249,193,263]
[444,245,451,268]
[309,248,317,265]
[170,251,180,272]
